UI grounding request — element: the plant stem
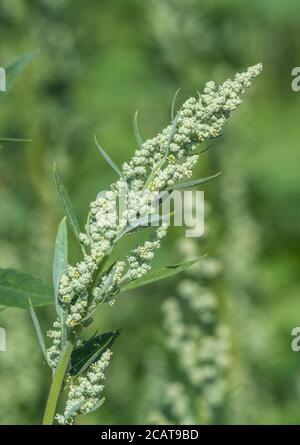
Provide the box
[42,341,74,425]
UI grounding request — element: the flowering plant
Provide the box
[0,62,262,424]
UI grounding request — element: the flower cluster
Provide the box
[55,349,112,425]
[89,260,126,310]
[152,234,231,423]
[122,64,262,191]
[47,321,63,368]
[52,65,261,334]
[59,257,97,305]
[126,223,168,280]
[44,65,261,423]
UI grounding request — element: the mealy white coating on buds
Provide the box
[89,260,126,311]
[55,349,113,425]
[46,65,261,371]
[46,65,260,423]
[122,64,262,190]
[46,320,62,368]
[59,64,261,317]
[125,223,168,280]
[65,295,88,328]
[58,257,97,305]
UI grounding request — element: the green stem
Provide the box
[42,341,74,425]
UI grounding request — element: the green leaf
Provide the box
[2,50,38,96]
[165,113,179,158]
[120,258,202,293]
[64,400,85,421]
[94,135,124,179]
[115,215,152,241]
[168,172,221,191]
[29,300,48,364]
[115,211,173,241]
[208,134,223,141]
[53,218,68,344]
[133,111,143,149]
[83,263,118,321]
[53,163,84,251]
[53,218,68,309]
[199,143,213,154]
[0,137,31,143]
[0,268,53,309]
[64,397,105,419]
[70,330,120,377]
[88,398,105,413]
[171,88,181,121]
[144,114,179,190]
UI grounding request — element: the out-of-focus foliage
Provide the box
[146,235,231,425]
[1,0,300,424]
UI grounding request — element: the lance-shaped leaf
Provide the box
[64,397,105,420]
[115,210,173,242]
[53,163,84,251]
[87,398,105,414]
[171,88,181,121]
[94,135,125,179]
[29,300,49,364]
[64,400,85,421]
[0,137,31,143]
[1,50,38,97]
[199,143,213,154]
[70,330,120,377]
[0,268,53,309]
[144,114,179,190]
[82,262,118,321]
[53,218,68,310]
[53,217,68,345]
[165,113,179,158]
[168,172,221,192]
[133,111,143,150]
[208,134,223,142]
[120,258,202,293]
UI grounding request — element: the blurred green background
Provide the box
[0,0,300,424]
